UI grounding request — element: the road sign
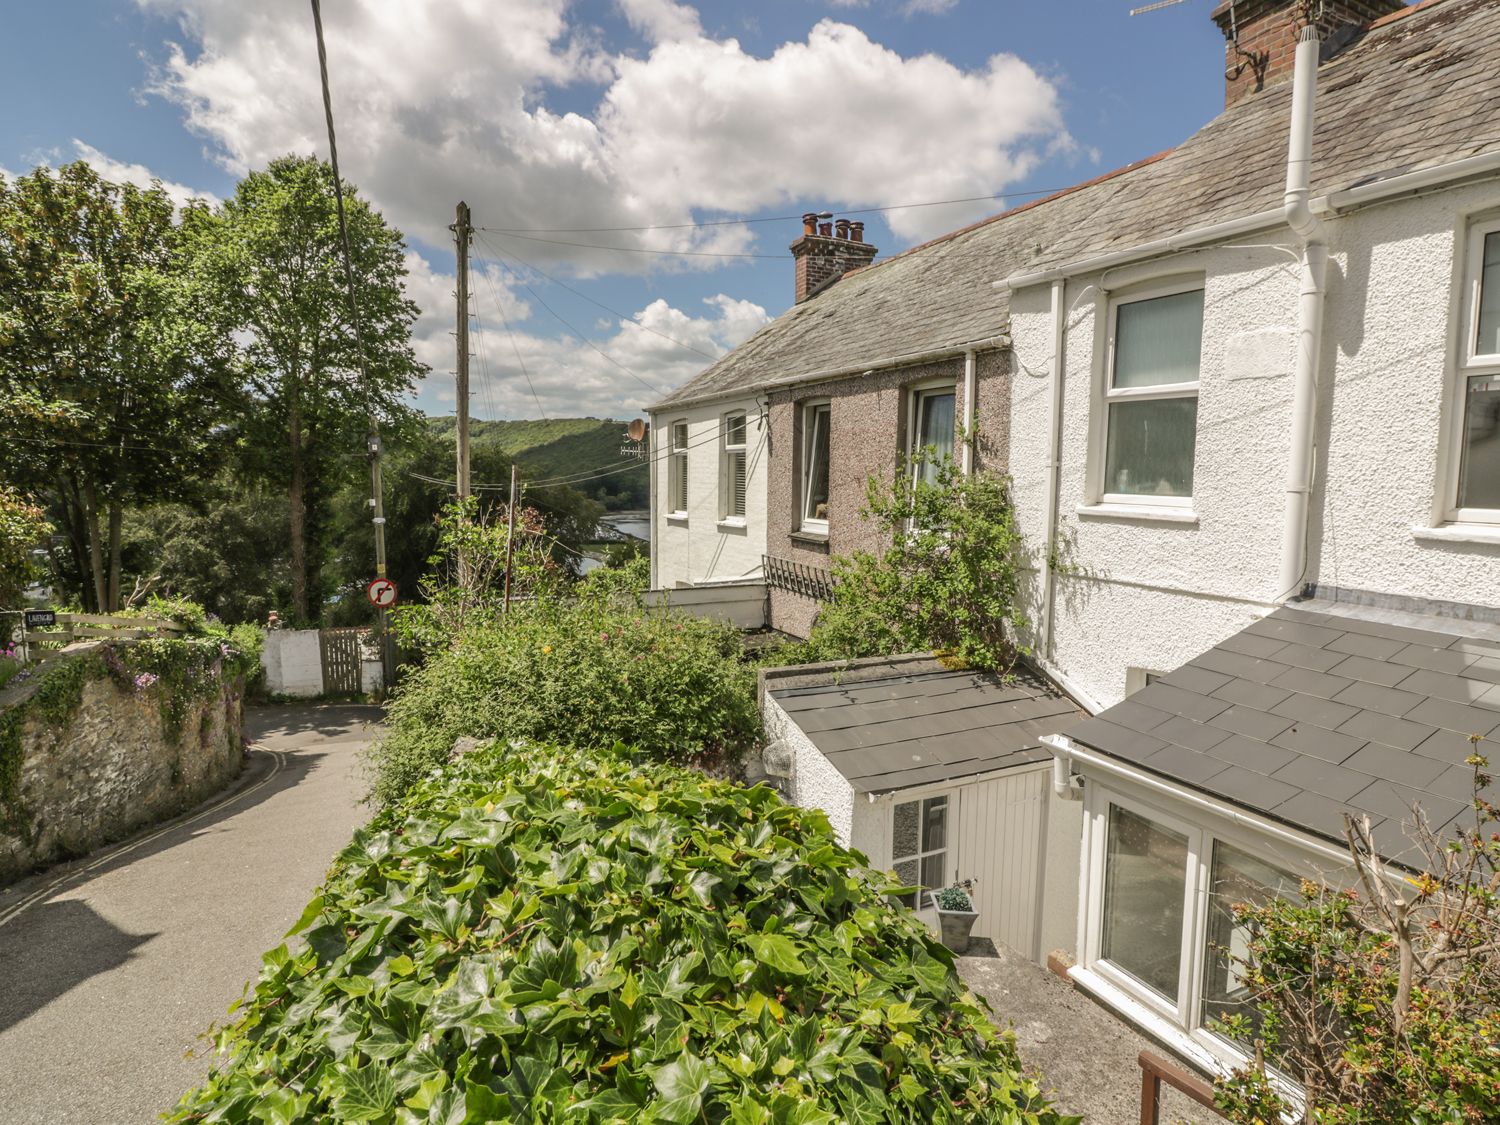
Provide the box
[366,578,398,609]
[24,609,56,629]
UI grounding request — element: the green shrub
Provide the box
[800,461,1029,673]
[0,486,51,607]
[169,743,1077,1124]
[368,596,759,807]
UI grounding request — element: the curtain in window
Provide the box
[1113,290,1205,388]
[1105,398,1198,496]
[913,390,956,486]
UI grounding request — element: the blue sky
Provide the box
[0,0,1230,421]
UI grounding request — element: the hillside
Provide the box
[425,417,648,510]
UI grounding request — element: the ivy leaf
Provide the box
[283,895,323,937]
[746,933,808,977]
[334,1064,395,1122]
[651,1053,712,1124]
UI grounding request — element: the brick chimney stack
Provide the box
[790,212,878,304]
[1214,0,1404,108]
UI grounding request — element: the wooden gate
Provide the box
[319,628,365,695]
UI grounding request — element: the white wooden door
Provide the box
[956,767,1049,960]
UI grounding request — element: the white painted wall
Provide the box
[650,399,768,589]
[763,695,856,845]
[1008,180,1500,711]
[261,629,323,697]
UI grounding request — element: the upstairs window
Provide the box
[668,420,689,516]
[1102,286,1203,503]
[1456,222,1500,519]
[910,386,956,487]
[721,412,747,521]
[801,402,831,532]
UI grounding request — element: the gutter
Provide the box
[1041,733,1353,867]
[653,334,1010,414]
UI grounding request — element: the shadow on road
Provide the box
[246,703,384,743]
[0,899,156,1034]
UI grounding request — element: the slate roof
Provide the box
[769,668,1079,795]
[1065,601,1500,854]
[654,0,1500,410]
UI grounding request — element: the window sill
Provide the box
[1076,502,1200,526]
[665,514,688,526]
[1068,966,1222,1075]
[1411,523,1500,546]
[717,518,748,532]
[789,529,829,548]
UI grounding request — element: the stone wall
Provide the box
[0,645,246,882]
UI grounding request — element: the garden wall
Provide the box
[0,640,247,882]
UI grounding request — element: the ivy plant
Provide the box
[170,742,1077,1124]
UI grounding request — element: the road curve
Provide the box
[0,703,380,1124]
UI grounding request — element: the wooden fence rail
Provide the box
[8,612,183,663]
[1138,1051,1225,1124]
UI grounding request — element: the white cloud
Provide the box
[70,140,219,209]
[137,0,1069,259]
[902,0,959,14]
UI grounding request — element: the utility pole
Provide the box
[367,430,394,686]
[452,200,473,500]
[503,462,519,613]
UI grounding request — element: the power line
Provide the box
[475,234,719,363]
[472,183,1082,236]
[472,257,550,419]
[486,230,785,260]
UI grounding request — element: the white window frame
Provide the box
[667,420,689,519]
[1078,780,1321,1070]
[799,400,832,534]
[719,411,748,524]
[889,787,958,915]
[907,381,958,486]
[1444,218,1500,525]
[1091,277,1204,510]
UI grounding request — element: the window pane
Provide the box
[728,450,746,517]
[1105,397,1197,497]
[1201,843,1300,1032]
[914,391,956,485]
[725,414,746,447]
[671,421,688,451]
[1478,232,1500,356]
[920,852,947,896]
[893,859,919,908]
[1101,805,1188,1002]
[1458,375,1500,510]
[892,802,919,860]
[803,406,830,522]
[922,796,947,852]
[1114,290,1204,389]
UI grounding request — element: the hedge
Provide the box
[170,743,1077,1124]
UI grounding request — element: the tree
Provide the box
[0,487,51,607]
[0,163,238,611]
[1214,747,1500,1124]
[184,156,424,624]
[802,457,1030,671]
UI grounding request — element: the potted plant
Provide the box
[932,879,979,954]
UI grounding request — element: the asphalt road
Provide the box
[0,703,381,1124]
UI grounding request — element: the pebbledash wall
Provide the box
[1005,178,1500,713]
[650,397,769,590]
[766,350,1011,637]
[0,644,247,882]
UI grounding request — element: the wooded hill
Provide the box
[425,417,648,510]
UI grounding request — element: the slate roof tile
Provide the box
[1333,679,1426,717]
[1271,723,1367,764]
[1270,693,1361,732]
[1203,733,1299,775]
[1325,653,1416,687]
[1270,756,1378,802]
[1343,743,1448,789]
[1269,667,1356,700]
[1405,696,1500,736]
[1396,668,1494,706]
[1335,709,1438,752]
[1210,704,1298,742]
[1211,678,1295,711]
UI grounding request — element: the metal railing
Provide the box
[1138,1050,1225,1124]
[762,555,835,601]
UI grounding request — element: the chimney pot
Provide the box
[850,221,865,243]
[818,222,833,237]
[835,218,851,240]
[802,212,818,236]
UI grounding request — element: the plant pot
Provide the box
[934,906,979,954]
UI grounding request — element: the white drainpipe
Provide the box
[1279,24,1329,600]
[961,348,978,474]
[1039,279,1067,662]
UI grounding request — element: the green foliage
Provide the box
[934,884,974,912]
[0,161,239,612]
[801,460,1029,672]
[0,486,51,606]
[183,155,425,623]
[371,593,758,807]
[446,417,649,511]
[576,556,652,601]
[1214,756,1500,1124]
[169,742,1076,1124]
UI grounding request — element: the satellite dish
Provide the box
[626,418,647,441]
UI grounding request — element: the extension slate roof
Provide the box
[769,668,1079,795]
[653,0,1500,411]
[1066,600,1500,853]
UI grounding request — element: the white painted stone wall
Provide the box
[1007,180,1500,710]
[762,695,856,846]
[650,398,768,590]
[260,629,323,698]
